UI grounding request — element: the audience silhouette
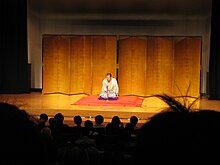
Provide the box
[0,102,49,165]
[72,115,83,138]
[41,126,58,164]
[38,113,49,130]
[134,94,220,165]
[94,115,105,128]
[93,115,106,135]
[3,93,220,165]
[105,115,124,135]
[54,113,69,128]
[75,120,97,147]
[125,115,140,138]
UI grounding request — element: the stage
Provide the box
[0,92,220,127]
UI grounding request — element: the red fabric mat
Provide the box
[72,95,144,107]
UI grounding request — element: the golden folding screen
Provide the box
[118,37,147,96]
[43,36,117,95]
[43,35,201,97]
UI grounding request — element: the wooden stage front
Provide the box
[1,92,220,127]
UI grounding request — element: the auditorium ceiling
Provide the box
[28,0,212,20]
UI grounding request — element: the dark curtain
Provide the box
[209,0,220,99]
[0,0,29,94]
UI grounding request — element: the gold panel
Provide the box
[43,36,58,93]
[56,37,70,94]
[146,37,173,96]
[173,37,201,97]
[42,36,70,94]
[118,37,147,96]
[91,36,117,95]
[70,36,92,94]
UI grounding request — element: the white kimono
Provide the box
[99,77,119,99]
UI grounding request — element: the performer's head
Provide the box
[106,73,112,82]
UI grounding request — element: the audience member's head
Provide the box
[49,117,57,128]
[74,115,83,127]
[54,113,65,126]
[0,102,49,165]
[134,94,220,165]
[129,115,138,127]
[111,115,123,127]
[94,115,104,125]
[83,120,93,136]
[38,113,49,130]
[41,126,52,139]
[40,113,49,122]
[57,144,89,165]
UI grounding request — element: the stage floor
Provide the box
[1,92,220,127]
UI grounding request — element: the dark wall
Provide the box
[0,0,29,93]
[209,0,220,99]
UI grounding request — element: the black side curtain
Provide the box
[209,0,220,99]
[0,0,29,94]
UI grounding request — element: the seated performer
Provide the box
[99,73,119,100]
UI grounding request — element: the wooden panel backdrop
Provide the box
[43,36,58,93]
[43,36,70,94]
[70,36,92,95]
[173,37,201,97]
[57,37,70,94]
[118,37,147,96]
[43,35,201,97]
[146,37,173,96]
[91,36,117,95]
